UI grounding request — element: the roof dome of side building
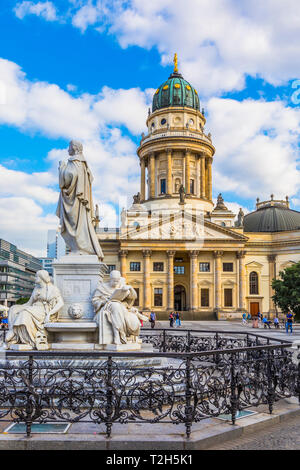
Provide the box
[244,196,300,232]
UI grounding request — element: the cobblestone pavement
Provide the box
[206,415,300,450]
[146,320,300,342]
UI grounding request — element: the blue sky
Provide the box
[1,0,300,256]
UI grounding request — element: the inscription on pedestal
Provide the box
[63,280,91,300]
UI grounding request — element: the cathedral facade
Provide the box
[97,61,300,320]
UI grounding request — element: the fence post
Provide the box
[185,355,193,438]
[215,333,220,365]
[25,354,34,438]
[297,348,300,404]
[230,353,238,425]
[105,355,113,438]
[163,329,166,353]
[267,348,275,414]
[187,331,191,353]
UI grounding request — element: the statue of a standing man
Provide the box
[56,140,104,260]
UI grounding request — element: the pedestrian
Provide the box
[247,312,251,322]
[242,312,247,325]
[176,311,181,327]
[262,316,271,329]
[169,312,174,328]
[257,311,262,322]
[150,311,156,329]
[273,316,279,329]
[252,315,259,328]
[286,312,294,335]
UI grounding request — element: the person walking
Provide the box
[175,311,181,327]
[242,312,247,325]
[274,316,279,329]
[169,312,174,328]
[286,312,294,335]
[150,311,156,329]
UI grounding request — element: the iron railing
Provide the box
[0,329,298,438]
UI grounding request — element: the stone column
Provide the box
[185,149,191,194]
[268,254,277,318]
[166,148,172,195]
[166,250,176,310]
[196,156,200,197]
[213,251,223,311]
[189,251,199,310]
[236,251,246,310]
[143,249,152,310]
[149,153,156,199]
[207,157,212,201]
[200,154,206,198]
[119,250,128,280]
[140,158,146,201]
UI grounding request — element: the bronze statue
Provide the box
[179,184,185,204]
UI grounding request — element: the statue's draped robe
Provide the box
[56,157,103,259]
[93,279,141,345]
[7,284,62,348]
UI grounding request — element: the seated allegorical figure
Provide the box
[92,270,148,345]
[6,270,64,350]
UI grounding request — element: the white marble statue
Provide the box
[92,270,148,345]
[56,140,104,260]
[6,270,64,350]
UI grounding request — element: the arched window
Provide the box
[249,271,258,295]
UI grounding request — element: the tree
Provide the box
[272,262,300,320]
[15,297,30,305]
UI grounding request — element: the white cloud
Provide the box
[72,2,100,32]
[0,165,57,204]
[0,57,149,254]
[0,58,150,139]
[208,97,300,200]
[56,0,300,96]
[14,1,57,21]
[0,197,58,257]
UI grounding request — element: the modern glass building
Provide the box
[0,239,42,306]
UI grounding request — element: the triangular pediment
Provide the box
[246,261,263,269]
[120,210,248,242]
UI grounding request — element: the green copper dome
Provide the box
[152,72,200,112]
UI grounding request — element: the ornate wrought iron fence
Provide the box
[0,330,298,438]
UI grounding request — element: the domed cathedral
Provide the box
[138,53,214,213]
[97,55,300,320]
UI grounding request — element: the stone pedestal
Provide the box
[49,255,107,347]
[52,254,107,321]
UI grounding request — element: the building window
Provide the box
[160,179,166,194]
[107,265,116,273]
[201,288,209,307]
[134,288,140,306]
[224,288,233,307]
[154,288,163,306]
[190,179,194,194]
[174,266,185,274]
[223,262,233,272]
[249,271,259,295]
[130,262,141,272]
[199,262,210,272]
[153,262,164,272]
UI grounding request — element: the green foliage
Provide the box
[272,262,300,320]
[15,297,30,305]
